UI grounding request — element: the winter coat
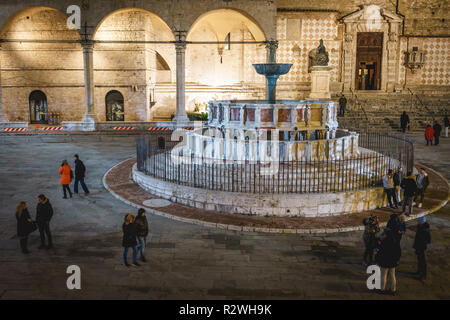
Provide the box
[413,223,431,252]
[401,175,417,197]
[393,171,403,187]
[416,173,430,191]
[16,208,32,237]
[134,215,149,237]
[382,174,394,189]
[425,127,435,141]
[59,164,72,185]
[36,199,53,225]
[339,97,347,107]
[122,222,138,248]
[400,113,410,127]
[376,233,402,268]
[445,117,449,128]
[433,123,442,136]
[74,159,86,180]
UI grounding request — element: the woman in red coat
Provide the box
[59,160,72,199]
[425,125,434,146]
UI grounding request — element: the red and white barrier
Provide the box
[40,126,63,131]
[113,126,135,131]
[3,128,28,132]
[148,127,170,131]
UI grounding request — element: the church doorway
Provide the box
[29,90,48,124]
[106,90,125,121]
[355,32,383,90]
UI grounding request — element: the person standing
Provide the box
[400,111,410,133]
[413,216,431,281]
[444,115,449,138]
[375,229,402,295]
[122,214,140,267]
[73,154,90,195]
[424,125,434,146]
[401,172,417,216]
[134,208,149,263]
[393,166,404,205]
[362,214,380,266]
[59,160,72,199]
[36,194,53,249]
[432,121,442,146]
[415,168,430,209]
[15,202,33,254]
[383,169,398,209]
[338,94,347,116]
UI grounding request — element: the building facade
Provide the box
[0,0,448,126]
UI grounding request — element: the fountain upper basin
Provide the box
[253,63,293,76]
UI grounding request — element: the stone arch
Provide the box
[0,6,81,39]
[186,8,267,42]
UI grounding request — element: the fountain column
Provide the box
[174,31,189,125]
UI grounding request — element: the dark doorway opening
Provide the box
[29,90,48,124]
[106,90,124,121]
[356,32,383,90]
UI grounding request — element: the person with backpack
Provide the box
[134,208,149,263]
[73,154,90,195]
[36,194,54,249]
[15,201,34,254]
[432,121,442,146]
[122,214,140,267]
[400,172,417,216]
[383,169,398,209]
[413,216,431,281]
[375,228,402,295]
[362,214,380,266]
[59,160,73,199]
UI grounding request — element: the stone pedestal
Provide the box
[309,66,331,99]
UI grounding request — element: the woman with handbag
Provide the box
[15,202,34,254]
[59,160,72,199]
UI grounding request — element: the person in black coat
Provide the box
[134,208,149,262]
[376,229,401,295]
[432,121,442,146]
[16,202,32,254]
[338,94,347,116]
[73,154,90,195]
[400,111,410,133]
[122,214,140,267]
[36,194,54,249]
[413,216,431,281]
[400,172,417,216]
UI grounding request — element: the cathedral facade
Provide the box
[0,0,448,125]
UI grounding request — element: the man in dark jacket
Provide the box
[400,172,417,216]
[134,208,149,262]
[338,94,347,116]
[393,166,404,205]
[362,214,380,266]
[36,194,53,249]
[432,121,442,146]
[376,229,401,295]
[413,216,431,280]
[73,154,90,195]
[444,115,449,137]
[400,111,410,133]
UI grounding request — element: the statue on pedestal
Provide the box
[308,39,329,72]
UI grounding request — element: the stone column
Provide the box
[81,40,96,125]
[173,31,189,124]
[0,43,5,122]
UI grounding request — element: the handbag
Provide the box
[26,220,38,235]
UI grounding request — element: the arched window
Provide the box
[105,90,124,121]
[29,90,48,124]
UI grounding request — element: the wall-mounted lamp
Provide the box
[404,47,425,74]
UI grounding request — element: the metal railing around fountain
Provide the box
[136,132,414,194]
